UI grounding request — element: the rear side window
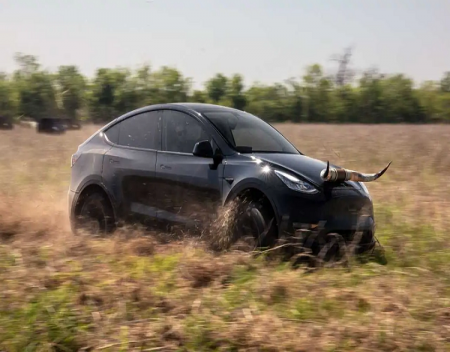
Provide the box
[162,110,210,154]
[104,123,120,144]
[112,111,161,150]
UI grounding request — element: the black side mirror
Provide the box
[192,140,214,158]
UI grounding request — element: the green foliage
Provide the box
[1,52,450,123]
[440,71,450,92]
[55,65,86,119]
[205,73,228,103]
[0,75,17,118]
[0,286,86,351]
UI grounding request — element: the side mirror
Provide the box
[192,140,214,158]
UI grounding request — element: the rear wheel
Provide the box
[232,196,277,249]
[74,192,115,236]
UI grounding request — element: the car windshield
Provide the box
[202,110,300,154]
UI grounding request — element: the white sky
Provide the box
[1,0,449,89]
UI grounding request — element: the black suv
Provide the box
[69,103,377,251]
[38,118,66,134]
[0,116,13,130]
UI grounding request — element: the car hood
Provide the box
[251,152,344,187]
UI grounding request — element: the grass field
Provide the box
[1,124,450,351]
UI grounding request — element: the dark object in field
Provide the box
[37,118,66,134]
[0,116,14,130]
[68,103,383,256]
[61,118,82,130]
[320,161,392,183]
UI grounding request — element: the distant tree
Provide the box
[0,74,16,118]
[2,52,450,124]
[330,85,358,123]
[418,81,441,122]
[56,65,86,119]
[112,68,141,115]
[227,74,247,110]
[191,90,207,103]
[440,71,450,93]
[331,46,355,87]
[12,53,58,120]
[151,66,191,103]
[134,64,155,106]
[15,72,57,120]
[302,64,332,122]
[245,83,291,122]
[205,73,228,103]
[13,53,40,78]
[284,78,303,122]
[380,74,424,123]
[357,68,385,123]
[89,68,116,122]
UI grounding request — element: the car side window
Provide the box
[104,123,120,144]
[162,110,210,154]
[117,111,161,150]
[232,127,282,151]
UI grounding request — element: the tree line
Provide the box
[1,52,450,124]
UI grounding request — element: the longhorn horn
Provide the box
[320,161,392,183]
[322,160,330,179]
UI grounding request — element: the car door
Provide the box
[154,109,224,228]
[102,110,162,225]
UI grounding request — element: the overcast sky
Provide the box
[1,0,449,88]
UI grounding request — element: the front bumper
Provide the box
[273,185,376,253]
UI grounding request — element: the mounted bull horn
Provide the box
[320,161,392,183]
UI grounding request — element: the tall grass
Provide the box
[0,124,449,351]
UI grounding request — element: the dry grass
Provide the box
[1,124,450,351]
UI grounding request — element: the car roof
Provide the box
[114,103,242,124]
[172,102,241,114]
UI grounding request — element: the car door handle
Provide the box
[160,164,171,170]
[109,158,119,164]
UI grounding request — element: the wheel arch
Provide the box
[224,181,280,231]
[74,182,116,221]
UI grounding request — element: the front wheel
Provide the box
[74,192,115,236]
[232,197,277,249]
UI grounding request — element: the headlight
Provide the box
[274,170,318,194]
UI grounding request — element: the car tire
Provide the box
[232,197,277,248]
[74,192,115,236]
